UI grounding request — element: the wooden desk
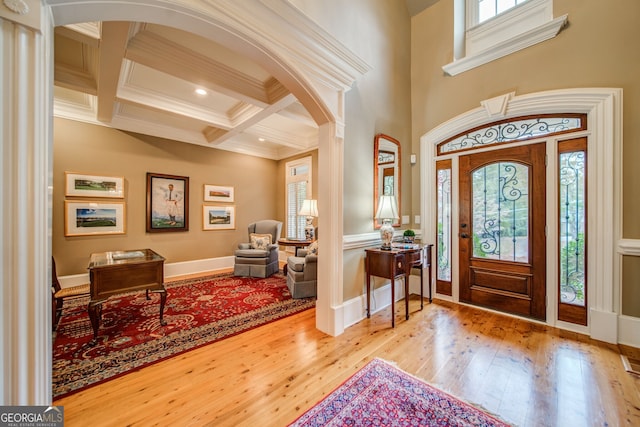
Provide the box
[365,245,432,327]
[88,249,166,342]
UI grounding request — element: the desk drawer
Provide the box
[404,249,422,266]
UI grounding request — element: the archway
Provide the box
[1,0,367,403]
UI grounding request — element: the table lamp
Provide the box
[375,195,398,250]
[298,199,318,240]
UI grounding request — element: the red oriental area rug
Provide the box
[53,273,314,399]
[289,358,512,427]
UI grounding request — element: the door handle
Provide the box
[460,233,469,238]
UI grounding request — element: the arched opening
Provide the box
[2,0,363,403]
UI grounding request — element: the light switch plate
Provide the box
[415,215,421,224]
[402,215,410,224]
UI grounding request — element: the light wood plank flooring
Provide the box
[54,294,640,426]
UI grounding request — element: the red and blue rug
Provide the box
[52,272,314,399]
[289,358,511,427]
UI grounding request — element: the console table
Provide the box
[88,248,167,342]
[365,244,432,327]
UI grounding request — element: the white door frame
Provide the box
[420,88,623,344]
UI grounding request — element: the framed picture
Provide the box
[65,172,124,198]
[204,184,234,203]
[146,173,189,232]
[203,205,235,230]
[64,201,126,236]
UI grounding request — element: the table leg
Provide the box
[420,266,424,310]
[366,272,371,318]
[404,275,409,320]
[88,301,102,344]
[391,277,395,328]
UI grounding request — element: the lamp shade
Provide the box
[299,199,318,217]
[375,195,398,220]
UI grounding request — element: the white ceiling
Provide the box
[53,22,319,160]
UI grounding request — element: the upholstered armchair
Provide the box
[234,220,282,278]
[286,241,317,298]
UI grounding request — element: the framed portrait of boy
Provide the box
[146,173,189,232]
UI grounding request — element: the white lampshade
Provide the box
[299,199,318,217]
[375,195,399,221]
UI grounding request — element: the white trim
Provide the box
[445,0,567,76]
[421,88,624,344]
[0,2,52,404]
[443,14,567,76]
[619,315,640,349]
[618,238,640,256]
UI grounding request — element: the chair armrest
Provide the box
[238,243,251,250]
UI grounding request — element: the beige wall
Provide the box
[291,0,413,301]
[53,118,281,275]
[411,0,640,316]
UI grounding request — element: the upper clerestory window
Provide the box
[443,0,568,76]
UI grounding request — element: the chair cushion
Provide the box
[54,283,90,298]
[287,256,306,273]
[250,233,272,250]
[306,241,318,255]
[235,249,269,258]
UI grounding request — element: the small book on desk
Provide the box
[391,242,420,250]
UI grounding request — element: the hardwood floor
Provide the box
[53,294,640,426]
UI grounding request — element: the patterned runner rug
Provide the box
[53,272,314,399]
[289,358,511,427]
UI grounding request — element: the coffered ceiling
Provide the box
[53,22,319,160]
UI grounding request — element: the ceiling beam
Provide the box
[96,21,131,123]
[125,30,280,108]
[206,93,305,147]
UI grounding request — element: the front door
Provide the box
[459,143,546,320]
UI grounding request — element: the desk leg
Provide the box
[88,301,102,344]
[159,289,167,326]
[151,288,168,326]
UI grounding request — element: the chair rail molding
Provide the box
[618,238,640,256]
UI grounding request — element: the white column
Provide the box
[0,0,53,404]
[315,120,345,336]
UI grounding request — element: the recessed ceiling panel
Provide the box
[124,62,239,112]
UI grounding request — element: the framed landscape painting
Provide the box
[64,201,126,236]
[146,173,189,232]
[203,184,234,203]
[65,172,124,198]
[203,205,235,230]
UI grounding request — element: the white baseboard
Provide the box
[342,279,407,328]
[590,309,619,344]
[58,256,235,288]
[619,315,640,348]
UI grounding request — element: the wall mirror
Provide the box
[373,133,401,228]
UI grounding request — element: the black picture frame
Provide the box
[146,172,189,232]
